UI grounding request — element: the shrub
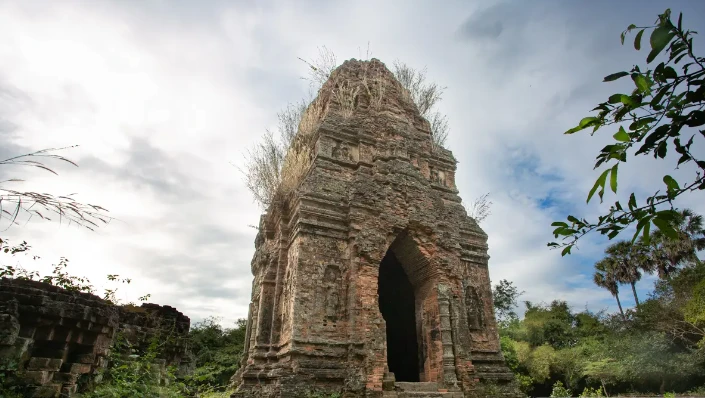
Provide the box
[550,380,572,397]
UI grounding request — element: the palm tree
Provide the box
[648,209,705,278]
[604,240,650,307]
[594,258,625,319]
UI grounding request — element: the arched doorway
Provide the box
[378,250,420,382]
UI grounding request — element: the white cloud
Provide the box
[1,0,704,326]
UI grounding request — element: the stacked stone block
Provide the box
[0,278,192,397]
[0,278,118,397]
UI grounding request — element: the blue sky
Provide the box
[1,0,704,325]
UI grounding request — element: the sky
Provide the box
[1,0,704,327]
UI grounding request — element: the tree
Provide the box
[604,240,649,306]
[492,279,523,326]
[593,259,626,319]
[1,146,111,230]
[549,9,704,256]
[636,261,705,348]
[648,208,705,278]
[522,301,576,349]
[186,317,247,392]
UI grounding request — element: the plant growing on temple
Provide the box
[1,238,147,305]
[83,332,184,398]
[183,317,247,393]
[240,50,453,209]
[469,192,492,224]
[392,60,449,148]
[0,146,111,230]
[549,9,704,255]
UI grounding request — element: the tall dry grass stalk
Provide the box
[428,111,449,152]
[360,62,387,110]
[241,95,328,209]
[392,60,449,148]
[332,80,360,119]
[0,146,112,230]
[298,46,337,90]
[242,51,453,209]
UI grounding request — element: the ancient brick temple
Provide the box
[233,59,516,397]
[0,278,192,397]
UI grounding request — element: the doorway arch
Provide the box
[377,230,438,382]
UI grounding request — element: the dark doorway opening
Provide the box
[378,250,420,382]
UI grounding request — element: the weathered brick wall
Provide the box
[0,278,191,397]
[118,303,193,376]
[233,58,519,397]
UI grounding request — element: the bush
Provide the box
[550,380,572,397]
[82,333,184,398]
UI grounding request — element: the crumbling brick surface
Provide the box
[0,278,192,397]
[233,59,519,397]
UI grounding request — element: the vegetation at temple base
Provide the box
[496,211,704,396]
[549,9,705,255]
[76,319,247,398]
[1,239,247,397]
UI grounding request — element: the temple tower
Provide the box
[233,59,517,397]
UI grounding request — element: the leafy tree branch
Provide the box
[549,9,704,255]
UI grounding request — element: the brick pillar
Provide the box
[438,284,459,390]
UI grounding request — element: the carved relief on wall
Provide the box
[429,167,446,186]
[320,264,342,322]
[332,140,354,162]
[464,284,484,331]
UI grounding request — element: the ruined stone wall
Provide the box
[234,58,518,398]
[0,278,191,397]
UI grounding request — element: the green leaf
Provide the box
[632,220,645,244]
[636,125,670,155]
[632,215,652,244]
[651,85,670,107]
[634,29,644,50]
[613,126,630,142]
[610,164,618,193]
[663,175,680,191]
[565,117,599,134]
[655,209,678,221]
[662,66,678,80]
[561,246,572,256]
[603,72,629,82]
[628,193,637,210]
[632,74,651,94]
[554,228,577,236]
[608,94,624,104]
[587,169,611,204]
[647,28,676,63]
[551,221,569,227]
[686,110,705,127]
[580,117,598,128]
[630,117,657,131]
[620,94,638,107]
[653,218,678,239]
